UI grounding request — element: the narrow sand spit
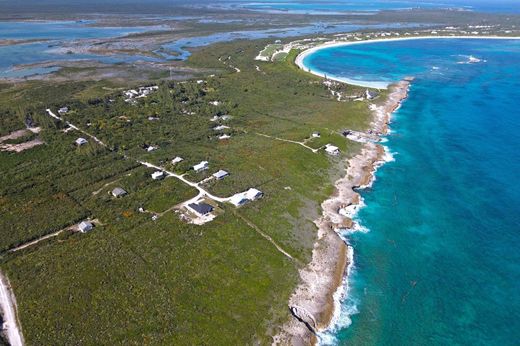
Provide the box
[274,80,410,345]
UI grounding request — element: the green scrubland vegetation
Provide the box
[0,38,374,344]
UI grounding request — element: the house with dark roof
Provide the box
[188,202,214,216]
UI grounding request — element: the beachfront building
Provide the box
[193,161,209,172]
[75,137,88,146]
[172,156,183,164]
[78,221,93,233]
[151,171,165,180]
[111,187,127,198]
[187,202,214,217]
[325,144,340,156]
[213,170,229,180]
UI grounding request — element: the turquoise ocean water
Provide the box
[303,38,520,345]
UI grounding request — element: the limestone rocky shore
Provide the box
[274,79,411,345]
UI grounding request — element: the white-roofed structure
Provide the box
[75,137,88,146]
[172,156,183,164]
[324,144,340,156]
[78,221,93,233]
[230,193,250,207]
[229,188,263,207]
[151,171,165,180]
[245,188,263,201]
[193,161,209,172]
[213,170,229,180]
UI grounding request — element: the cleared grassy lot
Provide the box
[0,38,373,344]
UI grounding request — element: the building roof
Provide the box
[325,144,339,154]
[193,161,209,171]
[230,193,250,207]
[78,221,93,232]
[151,171,164,179]
[246,188,263,200]
[213,170,229,179]
[213,125,229,131]
[188,202,214,216]
[75,137,88,145]
[112,187,127,197]
[172,156,183,164]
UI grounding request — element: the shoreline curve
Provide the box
[295,35,520,90]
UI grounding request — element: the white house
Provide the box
[325,144,340,156]
[193,161,209,172]
[213,170,229,180]
[312,132,321,138]
[58,107,69,114]
[151,171,165,180]
[230,193,250,207]
[213,125,229,131]
[75,137,88,146]
[246,188,263,201]
[111,187,127,198]
[229,188,263,207]
[219,134,231,140]
[78,221,93,233]
[146,145,157,152]
[172,156,183,164]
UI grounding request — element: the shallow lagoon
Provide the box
[0,21,162,78]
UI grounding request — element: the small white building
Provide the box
[213,125,229,131]
[78,221,93,233]
[146,146,157,152]
[229,188,263,207]
[219,134,231,140]
[75,137,88,146]
[213,170,229,180]
[151,171,165,180]
[230,193,250,207]
[111,187,127,198]
[246,188,263,201]
[172,156,183,164]
[193,161,209,172]
[325,144,340,156]
[58,107,69,114]
[312,132,321,138]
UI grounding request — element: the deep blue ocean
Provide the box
[303,38,520,345]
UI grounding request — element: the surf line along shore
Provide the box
[274,62,411,345]
[0,271,24,346]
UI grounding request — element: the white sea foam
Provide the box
[317,245,361,346]
[456,54,487,64]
